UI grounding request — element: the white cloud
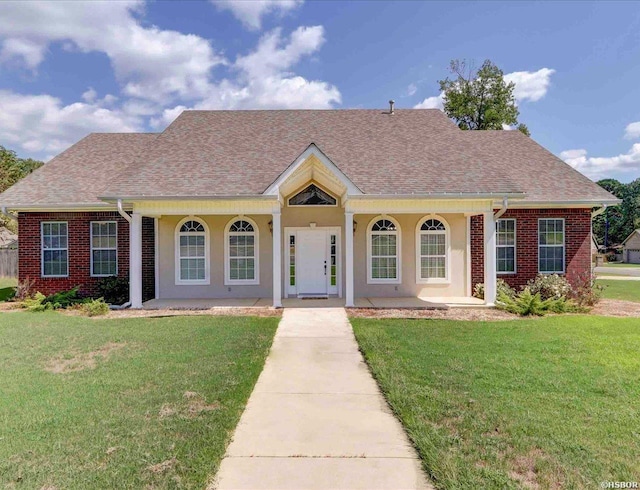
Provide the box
[561,146,640,180]
[414,67,555,109]
[211,0,303,30]
[414,93,444,110]
[504,68,555,102]
[0,1,225,104]
[624,121,640,140]
[406,83,417,97]
[0,90,142,156]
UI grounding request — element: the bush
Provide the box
[43,286,81,309]
[22,292,54,312]
[97,276,129,305]
[570,272,604,307]
[77,298,110,317]
[473,279,516,300]
[527,274,572,300]
[14,277,35,301]
[497,287,581,316]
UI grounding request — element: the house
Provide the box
[0,108,619,308]
[621,230,640,263]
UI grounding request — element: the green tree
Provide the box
[593,178,640,246]
[439,59,530,135]
[0,145,44,232]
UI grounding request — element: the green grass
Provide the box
[0,276,17,301]
[0,312,278,489]
[597,279,640,302]
[352,316,640,489]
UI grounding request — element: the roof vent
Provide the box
[389,100,395,114]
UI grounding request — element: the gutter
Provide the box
[100,195,280,203]
[591,204,607,218]
[348,192,526,200]
[117,199,132,223]
[493,197,509,219]
[1,206,15,222]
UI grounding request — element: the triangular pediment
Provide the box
[263,144,362,199]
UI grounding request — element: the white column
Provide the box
[130,212,143,309]
[272,210,282,308]
[345,211,354,307]
[483,211,497,306]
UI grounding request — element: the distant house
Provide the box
[0,227,17,249]
[622,230,640,263]
[0,108,620,307]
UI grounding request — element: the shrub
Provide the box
[497,287,581,316]
[22,292,54,312]
[77,298,110,317]
[43,286,81,309]
[14,277,35,301]
[97,276,129,305]
[527,274,572,300]
[570,272,604,307]
[473,279,516,300]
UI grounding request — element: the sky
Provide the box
[0,0,639,183]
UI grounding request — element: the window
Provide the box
[91,222,117,276]
[496,219,516,274]
[225,218,258,284]
[289,235,296,286]
[288,184,337,206]
[539,218,565,273]
[417,217,448,282]
[368,217,400,283]
[42,222,68,277]
[176,218,209,284]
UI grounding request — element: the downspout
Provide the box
[591,204,607,218]
[116,199,132,309]
[1,206,15,222]
[493,196,509,219]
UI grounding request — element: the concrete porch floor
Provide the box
[143,296,485,310]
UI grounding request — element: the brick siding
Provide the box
[142,217,155,302]
[471,208,592,290]
[18,212,131,297]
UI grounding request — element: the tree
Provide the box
[0,145,44,232]
[592,178,640,247]
[439,59,530,135]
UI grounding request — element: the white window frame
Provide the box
[415,215,450,284]
[90,221,118,277]
[41,221,69,278]
[496,218,517,275]
[175,216,210,285]
[538,218,565,274]
[367,215,401,284]
[224,216,260,285]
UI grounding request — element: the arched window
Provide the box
[416,216,449,282]
[368,217,400,283]
[225,217,259,285]
[175,218,209,284]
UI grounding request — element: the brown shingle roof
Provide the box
[0,109,617,207]
[0,133,158,207]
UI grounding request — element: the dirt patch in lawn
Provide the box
[159,391,221,420]
[590,299,640,317]
[45,342,127,374]
[347,307,518,321]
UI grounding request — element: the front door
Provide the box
[297,230,328,295]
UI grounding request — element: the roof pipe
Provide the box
[1,206,15,222]
[591,204,607,218]
[117,199,131,223]
[493,197,509,220]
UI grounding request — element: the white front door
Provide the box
[297,230,328,295]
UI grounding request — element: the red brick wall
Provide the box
[142,217,155,302]
[471,208,592,290]
[18,212,130,297]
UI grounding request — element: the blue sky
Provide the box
[0,1,639,182]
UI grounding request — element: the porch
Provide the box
[142,296,486,310]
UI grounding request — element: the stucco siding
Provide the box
[157,215,273,299]
[354,213,468,298]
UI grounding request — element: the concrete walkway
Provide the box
[212,308,432,490]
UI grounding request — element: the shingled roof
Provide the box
[0,109,617,208]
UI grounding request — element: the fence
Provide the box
[0,249,18,278]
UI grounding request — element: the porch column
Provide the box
[272,210,282,308]
[345,211,354,307]
[483,211,497,306]
[130,212,143,309]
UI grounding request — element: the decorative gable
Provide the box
[288,184,337,206]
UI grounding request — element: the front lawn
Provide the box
[352,316,640,489]
[598,279,640,302]
[0,312,278,489]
